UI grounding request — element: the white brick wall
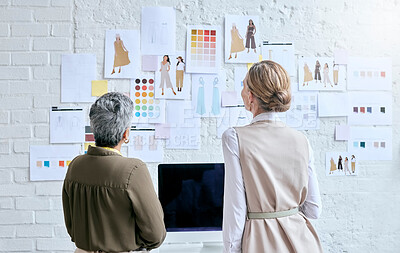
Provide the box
[0,1,399,252]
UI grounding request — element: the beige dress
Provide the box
[234,120,322,253]
[230,28,245,53]
[113,40,130,67]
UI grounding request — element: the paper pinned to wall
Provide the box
[298,57,346,91]
[224,15,260,63]
[186,25,221,73]
[50,107,85,144]
[347,57,392,91]
[141,7,176,55]
[335,125,350,141]
[221,91,238,107]
[61,54,96,103]
[334,49,349,65]
[348,126,392,161]
[261,42,295,76]
[30,145,81,181]
[91,80,108,97]
[165,101,201,149]
[326,152,358,176]
[142,55,159,72]
[318,92,350,117]
[348,91,392,126]
[234,67,247,106]
[282,92,319,130]
[191,72,226,117]
[128,128,163,163]
[154,124,170,139]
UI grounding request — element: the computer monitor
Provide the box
[158,163,224,244]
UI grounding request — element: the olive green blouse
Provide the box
[62,146,166,252]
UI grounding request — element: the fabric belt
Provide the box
[247,207,299,219]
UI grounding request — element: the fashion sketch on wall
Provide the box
[326,152,358,176]
[225,15,260,63]
[104,30,140,79]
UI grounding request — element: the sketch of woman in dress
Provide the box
[338,155,343,171]
[159,55,176,96]
[344,157,351,175]
[329,157,337,174]
[303,63,313,86]
[245,19,256,53]
[111,34,130,75]
[176,56,185,92]
[323,63,333,88]
[211,77,220,115]
[314,60,321,83]
[228,23,245,60]
[196,77,206,115]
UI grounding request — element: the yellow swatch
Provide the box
[91,80,108,97]
[84,142,95,152]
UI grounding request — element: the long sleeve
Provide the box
[299,139,322,219]
[127,162,166,250]
[222,128,247,253]
[61,181,72,239]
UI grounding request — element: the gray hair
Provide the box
[89,92,134,148]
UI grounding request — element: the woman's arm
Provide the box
[222,128,247,253]
[300,139,322,219]
[253,25,256,35]
[121,41,128,52]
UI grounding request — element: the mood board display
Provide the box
[29,6,393,181]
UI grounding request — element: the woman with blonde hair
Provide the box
[222,60,322,252]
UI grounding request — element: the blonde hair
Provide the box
[246,60,291,112]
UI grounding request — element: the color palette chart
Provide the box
[130,77,166,124]
[347,57,392,90]
[186,25,221,73]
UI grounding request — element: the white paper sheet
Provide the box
[141,7,176,55]
[61,54,96,103]
[348,127,392,161]
[298,57,346,91]
[30,145,81,181]
[348,91,392,125]
[224,15,260,63]
[142,55,159,72]
[335,125,350,141]
[128,129,163,163]
[234,67,247,105]
[186,25,221,73]
[347,57,392,91]
[318,92,350,117]
[326,152,358,176]
[221,91,238,107]
[281,92,319,130]
[154,51,190,99]
[104,30,140,79]
[50,107,85,144]
[334,49,348,65]
[261,42,295,76]
[165,101,201,149]
[130,77,166,124]
[191,73,226,117]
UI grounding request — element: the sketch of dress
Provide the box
[329,158,337,174]
[323,65,332,87]
[114,40,130,67]
[159,62,173,89]
[196,77,206,115]
[303,63,313,86]
[245,26,256,49]
[230,27,245,53]
[314,61,321,81]
[211,77,220,115]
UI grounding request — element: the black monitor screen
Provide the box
[158,163,224,232]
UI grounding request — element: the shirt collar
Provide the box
[100,147,123,156]
[251,112,278,124]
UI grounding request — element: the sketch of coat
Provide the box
[211,78,220,115]
[113,40,130,67]
[159,62,173,89]
[196,78,206,115]
[230,28,245,53]
[245,26,256,49]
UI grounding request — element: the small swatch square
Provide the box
[360,71,365,77]
[380,107,386,113]
[380,142,386,148]
[353,141,358,147]
[360,142,366,148]
[374,142,379,148]
[360,107,365,113]
[59,161,65,167]
[44,161,50,167]
[367,107,372,113]
[36,161,42,168]
[353,71,359,77]
[353,107,358,113]
[381,71,386,78]
[66,161,72,166]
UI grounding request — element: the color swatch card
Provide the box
[283,92,319,130]
[347,57,392,91]
[186,25,221,73]
[30,145,81,181]
[348,127,392,161]
[348,92,392,126]
[234,67,247,106]
[298,57,346,91]
[104,30,140,79]
[50,107,85,144]
[141,7,176,55]
[155,51,190,100]
[61,54,96,103]
[326,152,358,176]
[225,15,260,63]
[191,73,226,118]
[130,77,166,124]
[261,42,295,76]
[128,129,163,163]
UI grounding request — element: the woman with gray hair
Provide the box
[62,92,166,253]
